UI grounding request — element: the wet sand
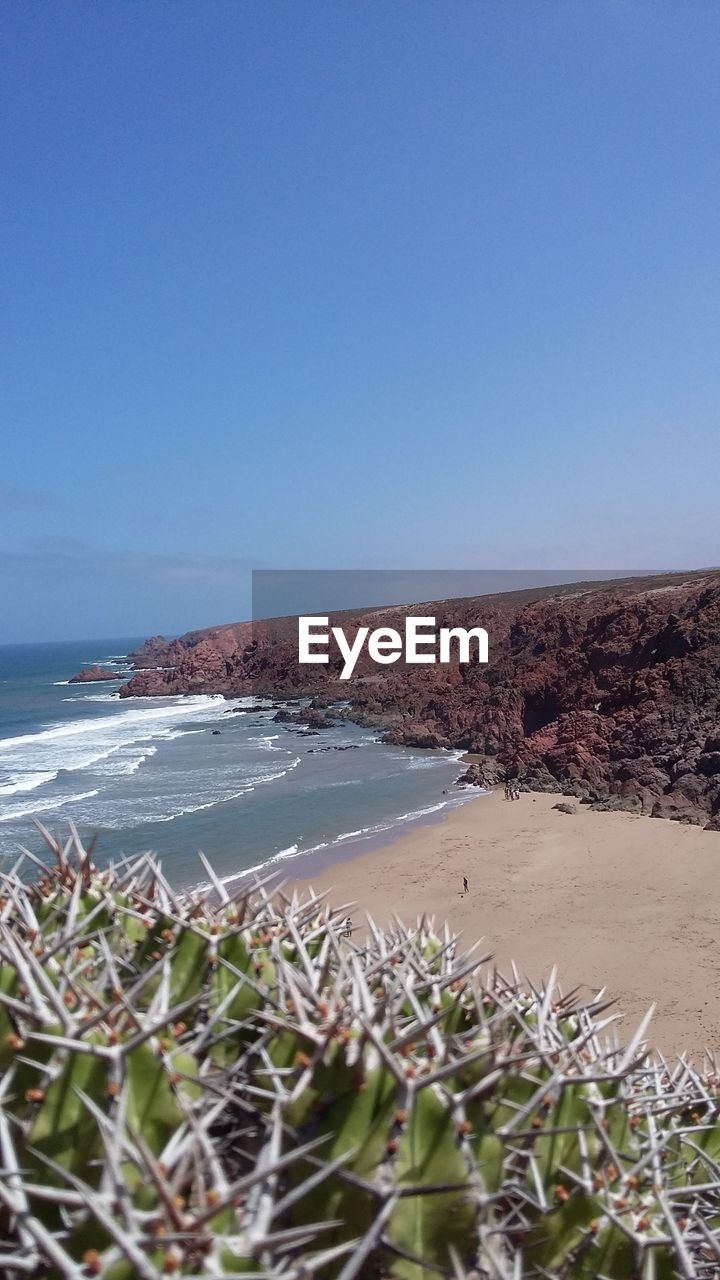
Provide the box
[289,789,720,1059]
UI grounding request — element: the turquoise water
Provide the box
[0,639,470,887]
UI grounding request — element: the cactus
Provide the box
[0,825,717,1278]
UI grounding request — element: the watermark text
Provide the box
[298,616,489,680]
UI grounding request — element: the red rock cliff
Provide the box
[119,571,720,827]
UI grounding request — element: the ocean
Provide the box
[0,638,472,888]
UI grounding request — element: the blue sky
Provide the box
[1,2,719,641]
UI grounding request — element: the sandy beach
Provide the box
[290,790,720,1059]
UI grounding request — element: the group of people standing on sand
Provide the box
[504,780,521,801]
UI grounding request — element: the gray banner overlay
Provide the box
[251,569,656,621]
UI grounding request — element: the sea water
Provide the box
[0,639,473,887]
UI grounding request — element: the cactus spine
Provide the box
[0,825,718,1278]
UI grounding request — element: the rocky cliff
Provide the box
[119,571,720,827]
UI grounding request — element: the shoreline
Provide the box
[243,773,482,884]
[2,657,474,870]
[287,788,720,1059]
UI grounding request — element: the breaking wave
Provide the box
[0,696,228,797]
[0,790,101,823]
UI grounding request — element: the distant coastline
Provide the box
[110,569,720,830]
[0,639,471,878]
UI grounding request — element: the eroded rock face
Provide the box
[118,571,720,826]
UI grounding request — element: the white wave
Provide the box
[114,777,273,826]
[0,770,58,797]
[316,804,447,851]
[235,810,434,882]
[62,693,120,703]
[75,754,302,833]
[52,681,70,686]
[143,788,255,824]
[0,696,224,750]
[394,800,451,822]
[295,792,486,864]
[239,842,304,874]
[94,745,159,778]
[190,844,303,895]
[195,747,476,883]
[62,678,125,686]
[0,790,100,823]
[246,759,302,787]
[402,758,445,770]
[0,697,227,783]
[227,843,306,883]
[248,734,284,751]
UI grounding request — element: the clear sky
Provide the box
[1,2,719,641]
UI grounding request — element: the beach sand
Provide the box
[289,790,720,1059]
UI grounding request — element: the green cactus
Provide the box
[0,826,717,1279]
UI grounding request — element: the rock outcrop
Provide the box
[455,762,503,789]
[117,570,720,827]
[69,666,122,683]
[272,708,337,729]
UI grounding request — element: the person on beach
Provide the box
[463,876,468,894]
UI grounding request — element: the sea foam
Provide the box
[0,696,229,809]
[0,790,101,823]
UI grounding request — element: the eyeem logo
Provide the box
[298,616,489,680]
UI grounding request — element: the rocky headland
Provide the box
[117,570,720,828]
